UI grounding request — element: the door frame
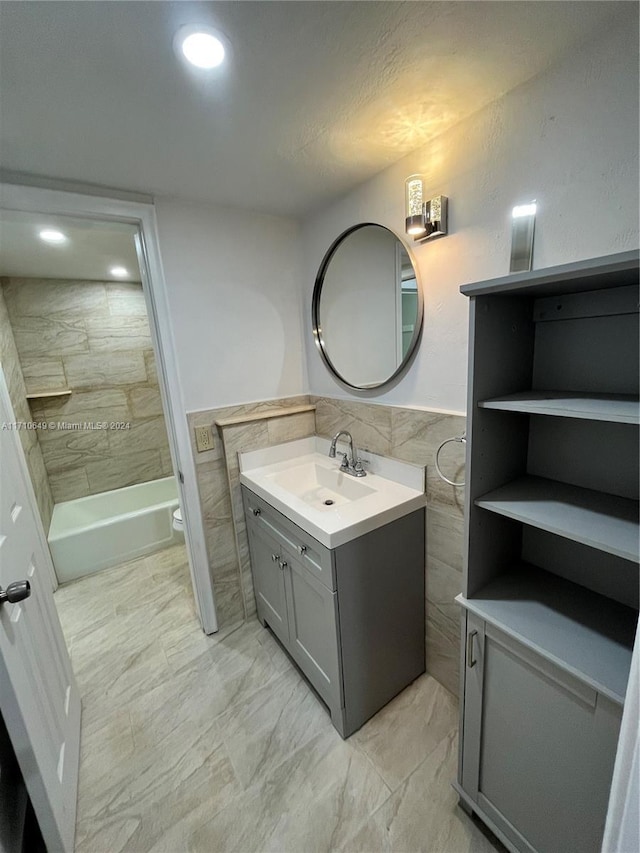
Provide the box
[0,181,218,634]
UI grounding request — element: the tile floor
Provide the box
[54,544,502,853]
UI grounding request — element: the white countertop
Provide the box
[239,437,426,548]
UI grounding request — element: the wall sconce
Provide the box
[404,175,448,241]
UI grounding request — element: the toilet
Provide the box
[172,506,184,536]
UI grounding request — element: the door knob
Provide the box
[0,580,31,605]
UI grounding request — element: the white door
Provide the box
[0,369,80,853]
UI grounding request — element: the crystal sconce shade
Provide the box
[405,175,427,237]
[404,175,448,242]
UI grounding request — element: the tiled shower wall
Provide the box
[1,278,172,503]
[189,394,465,696]
[0,286,55,529]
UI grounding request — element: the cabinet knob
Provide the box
[279,560,288,570]
[271,554,280,562]
[252,508,261,517]
[297,545,307,556]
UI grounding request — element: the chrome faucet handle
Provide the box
[338,452,350,469]
[353,458,368,477]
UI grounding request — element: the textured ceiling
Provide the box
[0,211,140,281]
[0,1,620,216]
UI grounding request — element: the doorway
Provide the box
[0,180,217,634]
[0,205,204,660]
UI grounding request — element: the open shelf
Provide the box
[26,389,72,400]
[458,564,637,704]
[479,391,640,424]
[475,475,639,563]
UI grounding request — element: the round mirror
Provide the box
[312,223,423,390]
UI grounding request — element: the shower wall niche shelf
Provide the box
[26,390,72,400]
[454,250,640,853]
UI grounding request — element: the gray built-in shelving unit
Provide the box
[454,250,639,853]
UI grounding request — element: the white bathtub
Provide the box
[48,476,181,583]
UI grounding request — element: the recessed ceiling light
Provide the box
[175,25,226,69]
[39,229,67,244]
[109,266,129,278]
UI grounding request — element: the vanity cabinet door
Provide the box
[461,615,622,853]
[284,556,343,710]
[246,523,290,648]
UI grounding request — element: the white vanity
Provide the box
[240,436,426,738]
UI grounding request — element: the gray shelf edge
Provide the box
[475,477,640,563]
[455,592,632,705]
[459,250,639,297]
[478,393,640,425]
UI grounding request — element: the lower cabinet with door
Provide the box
[456,608,624,853]
[242,485,425,738]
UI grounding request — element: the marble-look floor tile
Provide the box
[215,665,334,789]
[76,728,240,853]
[350,674,458,791]
[53,543,500,853]
[203,620,293,715]
[341,730,503,853]
[188,726,390,853]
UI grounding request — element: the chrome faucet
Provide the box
[328,431,367,477]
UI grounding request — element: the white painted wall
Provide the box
[154,197,306,412]
[301,9,639,413]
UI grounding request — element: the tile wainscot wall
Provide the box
[1,278,172,503]
[189,395,465,696]
[188,396,316,629]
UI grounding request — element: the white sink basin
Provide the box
[239,437,425,548]
[266,461,375,509]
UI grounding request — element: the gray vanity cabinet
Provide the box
[284,556,342,711]
[245,521,290,647]
[242,484,425,738]
[247,515,342,708]
[461,613,622,853]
